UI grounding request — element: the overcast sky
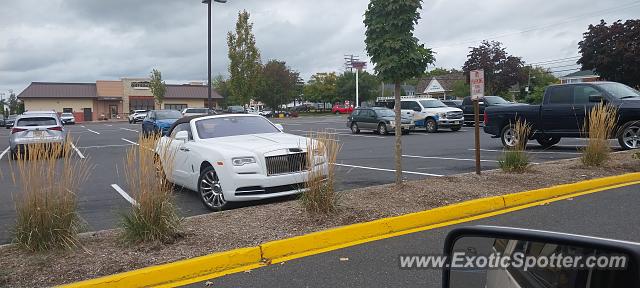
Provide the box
[1,0,639,95]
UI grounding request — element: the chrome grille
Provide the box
[446,111,463,119]
[265,153,307,176]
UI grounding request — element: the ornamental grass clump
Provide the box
[581,103,618,166]
[10,138,89,251]
[301,130,341,214]
[499,119,531,173]
[120,134,182,243]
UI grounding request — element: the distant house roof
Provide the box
[18,82,97,99]
[416,72,465,95]
[560,69,599,79]
[165,84,223,99]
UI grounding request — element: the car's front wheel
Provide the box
[425,119,438,133]
[378,123,388,135]
[198,166,229,211]
[350,122,360,134]
[618,120,640,150]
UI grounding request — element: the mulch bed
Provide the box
[1,151,639,287]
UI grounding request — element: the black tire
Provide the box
[500,124,527,149]
[198,166,230,211]
[378,123,388,135]
[402,129,411,135]
[451,125,462,132]
[536,136,561,148]
[618,121,640,150]
[335,111,340,115]
[129,119,133,124]
[350,122,360,134]
[425,118,438,133]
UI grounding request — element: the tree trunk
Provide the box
[394,81,402,186]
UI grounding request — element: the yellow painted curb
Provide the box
[62,172,640,288]
[60,247,261,288]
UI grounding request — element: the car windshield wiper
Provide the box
[620,95,640,99]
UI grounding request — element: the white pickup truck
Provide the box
[376,97,464,132]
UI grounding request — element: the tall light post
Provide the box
[202,0,227,110]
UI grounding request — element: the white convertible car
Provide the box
[156,114,328,211]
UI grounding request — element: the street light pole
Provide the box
[202,0,227,110]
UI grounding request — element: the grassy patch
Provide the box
[120,134,182,244]
[581,103,618,166]
[300,130,341,214]
[10,139,89,251]
[499,119,531,173]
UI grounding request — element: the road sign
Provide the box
[470,69,485,100]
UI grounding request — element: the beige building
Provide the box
[18,78,223,122]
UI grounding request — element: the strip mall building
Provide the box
[17,78,223,122]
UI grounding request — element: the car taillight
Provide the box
[48,126,63,131]
[11,128,27,134]
[483,111,488,125]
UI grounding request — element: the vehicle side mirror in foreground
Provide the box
[274,124,284,131]
[443,226,639,288]
[589,94,604,102]
[174,131,189,142]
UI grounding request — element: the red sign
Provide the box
[470,69,484,100]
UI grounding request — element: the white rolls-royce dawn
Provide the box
[156,114,328,211]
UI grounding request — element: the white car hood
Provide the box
[199,133,309,156]
[426,107,462,113]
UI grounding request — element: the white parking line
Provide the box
[403,154,499,163]
[78,144,134,149]
[110,184,138,206]
[334,163,443,177]
[105,124,113,127]
[470,149,581,155]
[87,129,100,135]
[69,143,86,159]
[120,128,138,133]
[121,138,139,146]
[0,147,9,160]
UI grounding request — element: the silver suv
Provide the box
[9,114,67,159]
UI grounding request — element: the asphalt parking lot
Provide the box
[0,115,603,243]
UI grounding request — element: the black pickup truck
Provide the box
[461,95,517,126]
[484,82,640,150]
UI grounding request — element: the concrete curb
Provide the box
[62,172,640,288]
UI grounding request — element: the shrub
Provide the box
[499,119,531,172]
[120,134,181,243]
[300,130,341,214]
[581,103,618,166]
[10,139,89,251]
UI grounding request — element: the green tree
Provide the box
[462,41,526,96]
[303,72,338,111]
[149,69,166,108]
[227,10,262,105]
[364,0,434,186]
[336,71,380,106]
[451,80,470,98]
[524,66,559,104]
[256,60,299,111]
[212,74,231,107]
[7,91,21,114]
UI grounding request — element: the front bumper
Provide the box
[437,118,463,127]
[219,162,329,202]
[62,119,75,124]
[389,123,416,131]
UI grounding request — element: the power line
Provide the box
[528,56,580,66]
[430,1,640,49]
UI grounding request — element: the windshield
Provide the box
[597,83,640,99]
[155,110,182,120]
[484,96,509,105]
[195,116,280,139]
[61,113,73,117]
[419,99,447,108]
[374,109,395,117]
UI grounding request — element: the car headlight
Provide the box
[232,157,256,166]
[389,120,395,126]
[439,113,447,119]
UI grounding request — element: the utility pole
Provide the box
[344,55,366,107]
[202,0,227,110]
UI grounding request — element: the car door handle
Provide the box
[179,147,190,152]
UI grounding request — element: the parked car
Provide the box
[347,107,415,135]
[483,81,640,149]
[394,98,464,132]
[259,110,273,117]
[0,116,4,127]
[461,96,515,126]
[155,114,328,211]
[441,99,463,108]
[182,107,213,117]
[128,110,148,124]
[5,115,17,129]
[332,104,353,115]
[226,106,247,114]
[292,104,313,112]
[9,113,67,159]
[60,112,76,125]
[141,110,182,136]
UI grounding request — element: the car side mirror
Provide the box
[412,107,421,112]
[443,226,640,288]
[589,94,604,102]
[274,124,284,131]
[174,131,189,142]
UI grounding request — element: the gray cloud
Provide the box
[1,0,638,94]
